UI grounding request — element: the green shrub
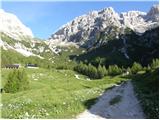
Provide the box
[145,65,151,73]
[126,67,131,74]
[151,58,159,69]
[4,69,29,93]
[132,68,159,118]
[108,65,122,76]
[56,64,69,70]
[87,63,98,79]
[74,62,108,79]
[131,62,143,74]
[97,64,107,78]
[91,57,106,66]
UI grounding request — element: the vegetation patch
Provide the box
[4,69,29,93]
[1,68,125,118]
[74,62,108,79]
[131,68,159,119]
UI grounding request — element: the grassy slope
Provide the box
[131,68,159,119]
[1,68,126,119]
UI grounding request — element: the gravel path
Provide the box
[77,80,145,119]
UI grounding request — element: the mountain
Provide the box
[0,9,54,59]
[70,27,159,67]
[0,5,159,69]
[0,10,82,69]
[47,5,159,48]
[0,9,57,68]
[0,9,33,40]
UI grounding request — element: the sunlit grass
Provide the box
[1,68,126,118]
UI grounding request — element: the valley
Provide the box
[0,3,159,119]
[1,68,126,118]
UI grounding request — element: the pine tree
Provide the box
[97,64,104,78]
[146,65,151,73]
[88,63,98,79]
[131,62,143,74]
[108,65,122,76]
[126,67,131,75]
[151,59,159,69]
[4,69,29,93]
[102,65,108,76]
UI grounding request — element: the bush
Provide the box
[87,63,98,79]
[151,58,159,69]
[74,62,108,79]
[145,65,151,73]
[56,64,69,70]
[97,64,108,78]
[91,57,106,66]
[74,61,88,74]
[126,67,131,74]
[4,69,29,93]
[108,65,122,76]
[131,62,143,74]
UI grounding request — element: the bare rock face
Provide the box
[146,4,159,22]
[48,5,159,48]
[0,10,51,58]
[0,9,34,40]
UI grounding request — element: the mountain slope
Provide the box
[0,9,33,40]
[0,5,159,69]
[70,27,159,67]
[0,10,56,60]
[47,5,159,48]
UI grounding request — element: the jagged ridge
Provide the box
[48,5,159,48]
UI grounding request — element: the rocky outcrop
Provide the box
[0,9,34,40]
[48,5,159,48]
[145,5,159,22]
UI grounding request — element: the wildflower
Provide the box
[25,112,29,117]
[63,102,66,105]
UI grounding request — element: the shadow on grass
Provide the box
[83,98,98,109]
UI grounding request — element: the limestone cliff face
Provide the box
[48,5,159,48]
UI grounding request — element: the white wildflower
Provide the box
[63,102,66,105]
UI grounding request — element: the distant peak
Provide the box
[0,9,34,39]
[103,7,114,11]
[148,4,159,15]
[100,7,115,14]
[146,4,159,22]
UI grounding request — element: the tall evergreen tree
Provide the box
[97,64,104,78]
[131,62,143,74]
[102,65,108,76]
[108,65,122,76]
[151,59,159,69]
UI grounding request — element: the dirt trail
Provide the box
[77,80,145,119]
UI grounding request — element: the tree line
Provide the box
[74,58,159,79]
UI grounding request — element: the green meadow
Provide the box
[1,68,126,119]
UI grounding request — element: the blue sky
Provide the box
[2,1,159,39]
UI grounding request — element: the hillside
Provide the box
[71,27,159,68]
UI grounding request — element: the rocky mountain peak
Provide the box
[146,4,159,22]
[48,5,159,48]
[100,7,115,14]
[0,9,34,40]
